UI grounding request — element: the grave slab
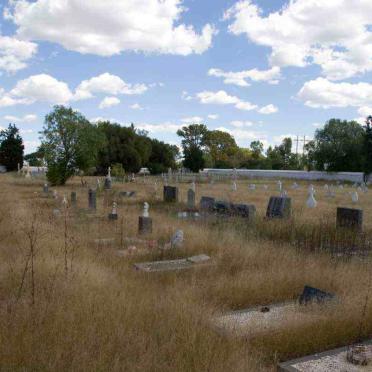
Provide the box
[266,196,291,219]
[134,254,211,272]
[337,207,363,231]
[278,339,372,372]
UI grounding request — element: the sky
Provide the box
[0,0,372,154]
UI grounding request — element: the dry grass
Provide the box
[0,174,371,371]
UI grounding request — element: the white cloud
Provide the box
[130,103,144,110]
[207,114,219,120]
[99,96,120,109]
[137,122,181,133]
[230,120,254,128]
[24,140,40,154]
[6,0,216,57]
[20,129,34,134]
[74,73,147,100]
[357,107,372,118]
[181,116,203,123]
[181,91,193,101]
[298,78,372,109]
[225,0,372,80]
[0,74,73,107]
[196,90,277,114]
[3,114,37,123]
[312,123,323,128]
[0,35,37,73]
[216,126,268,147]
[258,104,278,114]
[208,66,280,86]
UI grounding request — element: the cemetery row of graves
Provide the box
[0,170,371,371]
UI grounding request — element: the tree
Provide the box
[147,139,178,174]
[24,146,46,167]
[177,124,208,172]
[204,130,239,168]
[308,119,364,172]
[41,106,104,185]
[177,124,208,149]
[183,145,205,172]
[0,124,24,171]
[363,115,372,179]
[266,138,297,170]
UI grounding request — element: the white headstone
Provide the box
[277,180,282,192]
[143,202,149,217]
[351,191,359,203]
[112,201,117,215]
[191,181,196,192]
[232,181,237,191]
[306,191,317,208]
[171,230,184,248]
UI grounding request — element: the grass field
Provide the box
[0,174,371,371]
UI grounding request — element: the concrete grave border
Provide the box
[278,338,372,371]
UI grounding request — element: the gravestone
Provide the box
[232,203,256,220]
[104,177,112,190]
[138,202,152,235]
[306,191,317,208]
[299,285,335,305]
[71,191,77,207]
[337,207,363,230]
[200,196,215,213]
[214,200,231,215]
[163,186,178,203]
[351,191,359,203]
[266,196,291,219]
[43,183,49,195]
[170,230,184,248]
[88,189,96,210]
[187,189,195,209]
[108,202,118,221]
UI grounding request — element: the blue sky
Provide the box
[1,0,372,154]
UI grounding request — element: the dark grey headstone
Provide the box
[299,285,335,305]
[187,189,195,209]
[232,203,256,220]
[163,186,178,203]
[214,200,232,215]
[71,191,77,207]
[88,189,96,210]
[266,196,291,219]
[200,196,215,212]
[43,184,49,194]
[108,213,118,221]
[138,216,152,235]
[104,177,112,190]
[336,207,363,230]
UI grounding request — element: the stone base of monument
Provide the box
[134,254,211,272]
[278,339,372,371]
[138,216,152,235]
[108,213,118,221]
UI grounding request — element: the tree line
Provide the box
[0,105,371,185]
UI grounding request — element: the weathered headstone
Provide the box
[337,207,363,230]
[104,167,112,190]
[71,191,77,207]
[43,183,49,195]
[163,186,178,203]
[138,202,152,235]
[171,230,184,248]
[108,202,118,220]
[266,197,291,219]
[200,196,215,213]
[214,200,232,215]
[351,191,359,203]
[187,189,195,209]
[232,203,256,220]
[306,190,317,208]
[299,285,335,305]
[88,188,96,210]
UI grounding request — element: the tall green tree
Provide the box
[177,124,208,172]
[308,119,364,172]
[0,124,24,171]
[204,130,239,168]
[363,115,372,179]
[41,106,104,185]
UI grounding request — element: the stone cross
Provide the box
[231,181,237,191]
[62,195,68,208]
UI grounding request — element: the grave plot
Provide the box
[278,339,372,371]
[214,286,334,337]
[134,254,211,272]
